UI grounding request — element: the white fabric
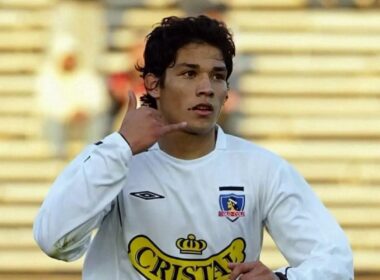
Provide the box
[34,128,353,279]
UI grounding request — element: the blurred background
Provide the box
[0,0,380,279]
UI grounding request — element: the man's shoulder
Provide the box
[224,133,263,151]
[224,134,253,147]
[223,134,282,161]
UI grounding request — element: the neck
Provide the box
[158,127,217,160]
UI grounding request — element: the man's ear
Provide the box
[144,73,160,98]
[224,94,229,104]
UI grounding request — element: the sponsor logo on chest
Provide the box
[128,234,246,280]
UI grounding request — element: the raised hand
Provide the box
[228,261,279,280]
[118,91,187,155]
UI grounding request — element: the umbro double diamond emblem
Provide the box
[130,191,165,200]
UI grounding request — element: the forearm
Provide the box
[33,132,132,260]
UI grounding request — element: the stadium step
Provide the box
[254,139,380,160]
[237,31,380,54]
[0,160,65,182]
[226,10,380,32]
[240,97,380,117]
[0,0,56,8]
[0,53,42,74]
[239,75,380,96]
[0,30,48,51]
[0,9,51,29]
[0,116,41,138]
[0,75,34,94]
[238,116,380,138]
[244,54,380,74]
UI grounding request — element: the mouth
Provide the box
[187,103,214,117]
[188,103,214,112]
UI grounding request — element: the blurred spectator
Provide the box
[35,35,110,158]
[34,0,110,158]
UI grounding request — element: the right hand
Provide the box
[118,91,187,155]
[228,261,280,280]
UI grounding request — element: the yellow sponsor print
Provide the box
[128,235,246,280]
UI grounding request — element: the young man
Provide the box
[34,16,353,279]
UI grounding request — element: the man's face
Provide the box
[154,43,228,135]
[61,53,77,72]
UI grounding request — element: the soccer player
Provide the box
[34,15,353,279]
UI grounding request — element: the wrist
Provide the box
[118,132,133,150]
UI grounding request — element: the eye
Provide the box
[212,73,227,81]
[183,70,197,78]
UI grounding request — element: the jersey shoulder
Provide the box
[224,134,284,164]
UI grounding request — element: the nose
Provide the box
[196,75,214,97]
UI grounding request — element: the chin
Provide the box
[183,123,217,136]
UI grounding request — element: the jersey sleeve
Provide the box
[263,160,354,279]
[33,132,132,261]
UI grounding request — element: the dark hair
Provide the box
[137,15,235,108]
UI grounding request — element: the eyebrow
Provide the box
[176,63,227,72]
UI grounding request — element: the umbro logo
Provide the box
[130,191,165,200]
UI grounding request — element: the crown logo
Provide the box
[176,234,207,255]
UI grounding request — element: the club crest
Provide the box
[218,194,245,222]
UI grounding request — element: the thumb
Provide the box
[228,263,238,269]
[126,90,137,112]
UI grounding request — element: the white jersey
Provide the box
[34,128,353,279]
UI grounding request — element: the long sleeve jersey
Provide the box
[34,128,353,279]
